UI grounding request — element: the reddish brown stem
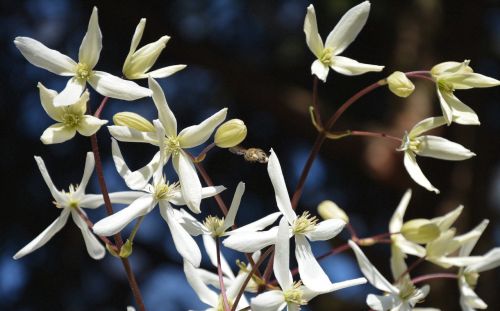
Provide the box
[75,208,117,252]
[349,130,402,143]
[216,237,231,311]
[311,76,323,129]
[395,256,426,283]
[412,273,458,284]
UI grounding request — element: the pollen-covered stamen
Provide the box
[437,79,455,93]
[292,211,318,234]
[164,136,181,155]
[283,281,307,305]
[464,271,479,288]
[76,63,91,80]
[61,110,81,128]
[397,132,420,153]
[203,215,225,237]
[154,180,180,201]
[320,48,333,66]
[53,184,80,209]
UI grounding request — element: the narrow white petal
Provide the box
[437,256,484,267]
[393,238,426,257]
[431,61,464,76]
[71,210,105,259]
[403,152,439,194]
[13,209,70,259]
[37,83,62,121]
[34,156,65,202]
[409,116,447,138]
[75,152,95,197]
[40,123,76,144]
[173,152,202,213]
[223,227,278,253]
[108,125,158,144]
[250,290,286,311]
[459,278,487,309]
[92,194,155,236]
[128,18,145,56]
[202,235,233,278]
[436,88,454,125]
[160,202,201,267]
[227,212,281,235]
[223,182,245,231]
[330,56,384,76]
[275,218,293,290]
[148,76,177,136]
[442,91,480,125]
[468,248,500,273]
[178,108,228,148]
[390,247,408,282]
[303,4,324,57]
[326,277,367,293]
[80,191,144,209]
[447,72,500,89]
[267,150,297,224]
[89,71,152,100]
[53,77,86,107]
[311,59,329,82]
[306,219,345,241]
[226,271,251,308]
[415,135,475,160]
[77,115,108,136]
[78,7,102,69]
[366,293,399,311]
[295,235,332,291]
[389,189,412,233]
[168,186,225,206]
[348,240,399,293]
[459,220,490,257]
[174,208,207,236]
[325,1,370,55]
[183,260,219,306]
[14,37,76,75]
[147,65,187,79]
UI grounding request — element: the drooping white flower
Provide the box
[14,7,152,106]
[122,18,186,79]
[304,1,384,82]
[108,77,227,213]
[397,116,475,193]
[251,218,366,311]
[431,60,500,125]
[93,121,224,266]
[38,83,107,144]
[14,153,109,260]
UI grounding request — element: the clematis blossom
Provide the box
[304,1,384,82]
[14,7,152,107]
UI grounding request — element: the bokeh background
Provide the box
[1,0,499,310]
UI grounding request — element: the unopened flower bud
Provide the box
[401,218,440,244]
[214,119,247,148]
[113,112,155,132]
[119,239,133,258]
[317,200,349,223]
[387,71,415,98]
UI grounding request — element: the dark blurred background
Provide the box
[1,0,499,310]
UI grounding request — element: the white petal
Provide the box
[436,88,454,126]
[148,76,177,136]
[78,7,102,69]
[326,277,367,293]
[202,235,233,278]
[14,37,76,75]
[415,135,475,160]
[34,156,65,202]
[92,194,155,236]
[223,227,278,253]
[40,123,76,144]
[160,202,201,267]
[173,152,202,213]
[295,235,332,291]
[441,91,480,125]
[366,293,399,311]
[330,56,384,76]
[459,277,487,309]
[306,219,345,241]
[183,260,219,306]
[178,108,228,148]
[275,217,293,290]
[223,182,245,231]
[75,152,95,197]
[325,1,370,55]
[267,150,297,224]
[311,59,329,82]
[37,82,62,121]
[303,5,324,57]
[393,237,426,257]
[174,208,207,236]
[227,212,281,235]
[389,189,412,233]
[146,65,187,79]
[403,152,439,194]
[71,209,105,259]
[89,71,152,100]
[348,240,399,293]
[168,186,226,206]
[53,77,86,107]
[447,73,500,89]
[467,248,500,273]
[250,290,286,311]
[80,191,144,209]
[13,208,70,259]
[431,61,464,76]
[409,116,447,138]
[459,219,489,257]
[77,115,108,136]
[390,247,408,282]
[108,125,158,144]
[128,18,145,56]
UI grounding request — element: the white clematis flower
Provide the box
[397,116,475,193]
[93,121,224,267]
[14,153,108,260]
[251,218,366,311]
[38,83,107,144]
[108,77,227,213]
[431,60,500,125]
[14,7,152,106]
[122,18,186,79]
[304,1,384,82]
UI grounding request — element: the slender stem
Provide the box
[347,223,359,240]
[75,208,117,251]
[412,273,458,284]
[349,130,402,143]
[192,160,229,215]
[195,143,216,161]
[311,76,323,129]
[261,247,275,286]
[404,70,431,76]
[129,216,145,242]
[94,96,110,118]
[231,247,273,311]
[216,237,231,311]
[406,73,434,82]
[395,256,426,283]
[121,258,146,311]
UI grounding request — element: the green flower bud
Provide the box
[214,119,247,148]
[317,200,349,223]
[401,218,440,244]
[119,239,133,258]
[113,112,155,132]
[387,71,415,98]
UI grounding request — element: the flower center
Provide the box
[62,111,81,128]
[153,180,179,201]
[320,48,333,65]
[437,79,454,93]
[53,184,79,209]
[76,62,92,80]
[283,281,307,305]
[165,136,181,155]
[397,132,420,153]
[292,211,318,234]
[203,215,225,237]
